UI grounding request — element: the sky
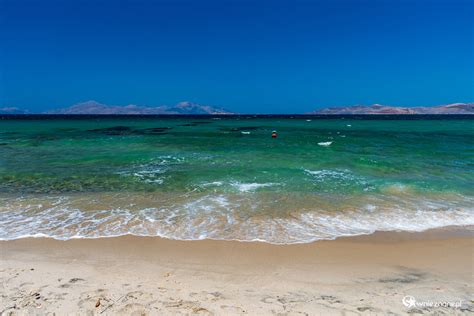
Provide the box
[1,0,473,114]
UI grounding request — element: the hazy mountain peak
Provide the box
[76,100,103,106]
[175,101,196,107]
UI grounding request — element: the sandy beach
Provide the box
[1,228,472,315]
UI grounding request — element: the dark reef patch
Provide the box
[139,127,172,135]
[54,128,79,132]
[87,126,172,136]
[220,126,261,132]
[88,126,133,135]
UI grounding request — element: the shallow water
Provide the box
[1,115,473,243]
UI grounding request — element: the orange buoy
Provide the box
[271,130,277,138]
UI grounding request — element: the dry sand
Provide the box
[1,228,473,315]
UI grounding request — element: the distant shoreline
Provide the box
[1,113,473,120]
[2,101,472,116]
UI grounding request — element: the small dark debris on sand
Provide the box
[69,278,85,283]
[379,271,425,284]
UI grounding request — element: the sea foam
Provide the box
[0,193,472,244]
[229,182,279,192]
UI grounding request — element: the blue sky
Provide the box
[1,0,473,113]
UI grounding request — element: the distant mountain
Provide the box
[46,100,234,115]
[0,107,30,114]
[309,103,474,114]
[3,101,473,115]
[166,101,233,115]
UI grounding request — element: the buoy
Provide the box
[271,130,277,138]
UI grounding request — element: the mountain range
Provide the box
[45,101,233,115]
[0,107,31,114]
[0,101,231,115]
[1,101,473,115]
[308,103,473,115]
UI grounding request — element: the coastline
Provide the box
[1,227,473,315]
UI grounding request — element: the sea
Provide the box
[0,115,473,244]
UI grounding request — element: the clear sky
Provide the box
[1,0,473,113]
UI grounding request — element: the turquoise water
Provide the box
[0,116,473,243]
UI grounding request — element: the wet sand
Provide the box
[1,228,473,315]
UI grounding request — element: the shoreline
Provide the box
[1,223,472,243]
[1,227,473,315]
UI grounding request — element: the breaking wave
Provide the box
[304,168,375,192]
[1,192,472,244]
